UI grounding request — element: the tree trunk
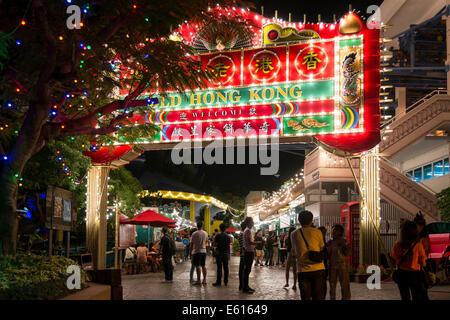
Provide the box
[0,168,19,255]
[0,100,49,256]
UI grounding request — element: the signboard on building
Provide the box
[45,186,77,231]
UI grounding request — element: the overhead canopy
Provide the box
[225,226,237,233]
[120,209,175,227]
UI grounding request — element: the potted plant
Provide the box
[354,264,371,283]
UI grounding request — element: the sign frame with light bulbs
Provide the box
[116,9,380,155]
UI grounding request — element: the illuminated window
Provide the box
[423,164,432,181]
[433,160,443,178]
[406,171,414,181]
[413,168,422,182]
[445,158,449,175]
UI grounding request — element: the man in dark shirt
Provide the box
[254,230,264,266]
[213,223,231,286]
[265,232,275,266]
[160,227,174,282]
[238,222,245,291]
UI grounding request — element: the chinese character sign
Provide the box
[125,12,380,154]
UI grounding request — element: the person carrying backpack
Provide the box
[160,227,175,282]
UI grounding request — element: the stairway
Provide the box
[379,91,450,157]
[378,91,450,222]
[379,158,439,222]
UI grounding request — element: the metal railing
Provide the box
[381,89,448,132]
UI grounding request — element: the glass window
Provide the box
[406,171,414,181]
[445,158,449,175]
[413,168,422,182]
[339,182,357,202]
[306,182,320,203]
[423,164,432,181]
[433,160,443,178]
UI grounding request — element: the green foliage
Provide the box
[437,187,450,222]
[0,0,245,150]
[108,167,143,217]
[232,238,240,252]
[0,254,88,300]
[22,136,91,191]
[0,32,12,71]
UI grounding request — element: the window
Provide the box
[321,182,339,202]
[413,168,422,182]
[406,157,450,183]
[433,160,443,178]
[306,182,320,203]
[406,171,414,181]
[423,164,432,181]
[320,182,356,202]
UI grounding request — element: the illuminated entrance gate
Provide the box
[85,8,381,269]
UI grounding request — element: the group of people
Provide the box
[124,227,175,281]
[390,213,431,300]
[125,210,432,301]
[237,211,352,298]
[252,230,289,267]
[239,210,431,301]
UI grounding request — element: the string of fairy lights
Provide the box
[247,168,304,218]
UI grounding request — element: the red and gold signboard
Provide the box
[113,10,380,155]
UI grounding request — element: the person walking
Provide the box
[254,230,264,266]
[414,212,431,300]
[284,227,297,290]
[238,222,246,291]
[326,224,351,300]
[242,217,262,294]
[291,211,326,300]
[265,231,274,266]
[136,242,148,274]
[213,223,231,286]
[160,227,174,282]
[279,233,287,267]
[189,228,197,283]
[190,222,209,285]
[391,220,428,301]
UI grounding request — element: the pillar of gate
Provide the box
[190,200,195,223]
[204,205,211,236]
[359,147,381,266]
[86,165,110,270]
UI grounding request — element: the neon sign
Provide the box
[121,10,380,154]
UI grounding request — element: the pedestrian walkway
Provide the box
[122,256,450,300]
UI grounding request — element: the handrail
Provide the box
[381,157,437,196]
[380,90,448,131]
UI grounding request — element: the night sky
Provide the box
[127,0,383,198]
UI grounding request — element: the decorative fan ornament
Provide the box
[191,20,253,52]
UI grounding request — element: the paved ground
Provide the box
[122,255,450,300]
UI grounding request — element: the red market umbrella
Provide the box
[120,209,175,227]
[167,224,178,228]
[178,230,188,235]
[225,226,237,233]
